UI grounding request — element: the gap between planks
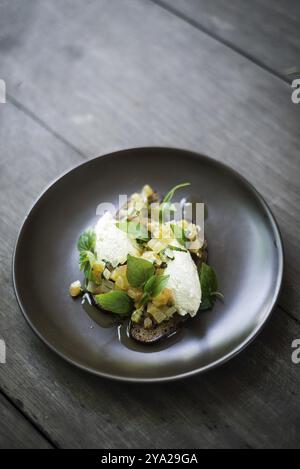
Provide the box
[149,0,292,85]
[0,389,57,449]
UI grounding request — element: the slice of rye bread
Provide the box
[129,241,208,345]
[130,313,187,344]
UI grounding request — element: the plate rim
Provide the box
[12,147,284,383]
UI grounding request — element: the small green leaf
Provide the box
[126,254,155,288]
[171,223,188,247]
[199,263,220,310]
[79,250,96,280]
[77,229,96,252]
[117,221,150,241]
[144,274,170,298]
[95,291,133,315]
[162,182,191,204]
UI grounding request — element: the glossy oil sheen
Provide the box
[13,148,284,382]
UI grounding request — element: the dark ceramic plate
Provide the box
[13,148,283,382]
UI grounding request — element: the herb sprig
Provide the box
[140,274,170,305]
[95,290,133,315]
[160,182,190,221]
[199,263,223,310]
[77,229,97,280]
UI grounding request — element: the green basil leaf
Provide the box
[144,274,170,299]
[199,263,219,310]
[126,254,155,288]
[95,291,133,315]
[77,229,96,252]
[162,182,190,204]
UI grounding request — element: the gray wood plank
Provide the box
[0,0,300,449]
[0,393,53,449]
[0,84,300,450]
[158,0,300,78]
[1,0,300,316]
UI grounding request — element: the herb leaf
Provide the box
[77,229,96,252]
[126,254,155,288]
[162,182,190,204]
[95,291,133,315]
[117,221,150,241]
[77,229,97,280]
[79,250,96,280]
[171,223,188,247]
[144,274,170,297]
[160,182,190,222]
[140,274,170,305]
[199,263,221,310]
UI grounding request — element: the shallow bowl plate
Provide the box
[13,148,284,382]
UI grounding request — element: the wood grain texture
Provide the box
[158,0,300,78]
[1,0,300,316]
[0,393,52,449]
[0,80,299,450]
[0,0,299,449]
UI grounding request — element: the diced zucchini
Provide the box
[103,268,111,280]
[142,184,154,199]
[99,279,115,293]
[131,309,144,324]
[69,280,82,297]
[86,280,102,295]
[164,306,177,319]
[127,287,142,302]
[147,238,167,253]
[152,288,173,307]
[147,303,167,324]
[144,317,153,329]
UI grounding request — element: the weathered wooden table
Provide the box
[0,0,300,449]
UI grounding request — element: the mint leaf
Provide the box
[126,254,155,288]
[77,229,96,252]
[162,182,191,204]
[95,291,133,315]
[199,263,220,310]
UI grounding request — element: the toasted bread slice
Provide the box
[129,241,207,345]
[130,314,186,344]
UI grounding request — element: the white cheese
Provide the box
[165,250,202,317]
[94,212,139,266]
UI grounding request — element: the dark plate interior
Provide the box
[13,148,283,382]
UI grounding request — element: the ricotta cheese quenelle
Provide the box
[165,250,202,317]
[94,211,139,266]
